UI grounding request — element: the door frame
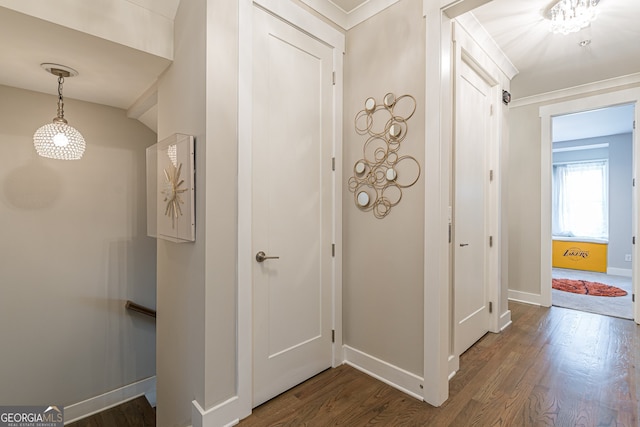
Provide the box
[237,0,345,419]
[539,88,640,323]
[449,19,503,378]
[423,0,516,406]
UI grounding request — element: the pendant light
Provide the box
[33,64,86,160]
[545,0,601,35]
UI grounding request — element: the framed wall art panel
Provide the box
[154,133,195,243]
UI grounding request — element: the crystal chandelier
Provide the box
[33,64,86,160]
[547,0,600,35]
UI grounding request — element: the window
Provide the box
[552,160,608,240]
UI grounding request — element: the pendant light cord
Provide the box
[56,75,65,120]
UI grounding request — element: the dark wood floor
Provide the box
[239,302,639,426]
[66,396,155,427]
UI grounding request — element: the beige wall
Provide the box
[0,85,156,405]
[155,0,206,425]
[508,82,640,296]
[343,0,425,376]
[508,103,543,295]
[202,0,238,411]
[155,0,238,425]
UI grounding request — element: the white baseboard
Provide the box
[192,396,240,427]
[447,354,458,380]
[499,310,512,331]
[64,376,156,424]
[508,289,543,306]
[343,345,424,401]
[607,267,632,278]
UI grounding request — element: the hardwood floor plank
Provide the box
[330,387,412,426]
[238,302,639,427]
[66,396,154,427]
[470,343,557,426]
[519,385,560,426]
[448,398,484,426]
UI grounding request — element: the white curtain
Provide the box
[552,160,608,240]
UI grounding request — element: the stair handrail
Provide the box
[125,300,156,319]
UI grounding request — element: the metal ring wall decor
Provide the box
[348,93,421,219]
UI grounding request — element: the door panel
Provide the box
[454,58,491,355]
[252,6,333,407]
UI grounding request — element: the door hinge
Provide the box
[634,120,636,130]
[332,329,335,343]
[634,236,636,245]
[489,236,493,247]
[332,243,335,257]
[489,170,494,181]
[489,301,493,313]
[634,178,636,187]
[332,157,336,171]
[633,294,636,303]
[332,71,336,86]
[490,104,494,116]
[448,223,452,244]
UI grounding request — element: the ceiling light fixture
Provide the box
[33,64,86,160]
[546,0,600,35]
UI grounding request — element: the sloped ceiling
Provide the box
[0,7,170,110]
[126,0,180,20]
[0,0,179,131]
[1,0,637,135]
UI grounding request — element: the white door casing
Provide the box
[634,105,639,324]
[251,5,335,407]
[453,55,492,356]
[539,88,640,323]
[635,105,639,324]
[423,7,513,406]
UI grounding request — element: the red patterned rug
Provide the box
[552,278,627,297]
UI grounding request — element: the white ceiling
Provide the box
[330,0,366,13]
[126,0,180,20]
[330,0,640,99]
[0,0,638,139]
[472,0,640,99]
[0,2,177,112]
[471,0,639,141]
[553,103,635,142]
[332,0,639,140]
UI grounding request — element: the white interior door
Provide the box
[252,6,334,407]
[454,58,492,355]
